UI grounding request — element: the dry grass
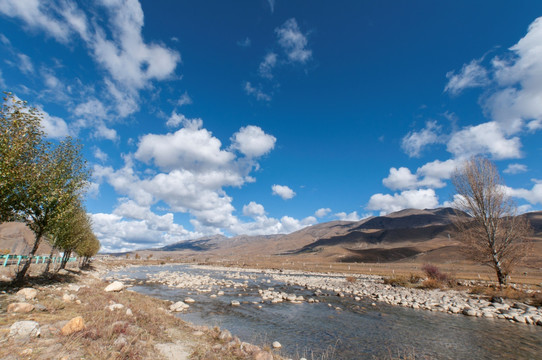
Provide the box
[468,285,542,307]
[0,263,284,360]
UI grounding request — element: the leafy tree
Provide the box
[0,95,91,283]
[451,157,533,286]
[0,93,45,222]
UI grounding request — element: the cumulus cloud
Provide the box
[503,163,528,174]
[367,189,440,215]
[334,211,361,221]
[94,147,109,162]
[165,111,202,129]
[243,201,265,217]
[504,180,542,205]
[382,159,459,191]
[445,59,489,95]
[135,119,235,172]
[401,121,444,157]
[447,122,522,159]
[276,18,312,64]
[230,125,276,158]
[272,184,296,200]
[314,208,331,218]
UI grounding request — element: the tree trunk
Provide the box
[59,250,71,270]
[14,230,43,284]
[43,245,56,274]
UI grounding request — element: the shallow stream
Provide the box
[108,264,542,359]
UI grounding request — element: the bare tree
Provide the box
[451,157,532,286]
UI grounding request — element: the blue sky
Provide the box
[1,1,542,252]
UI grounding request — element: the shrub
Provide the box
[422,264,448,282]
[345,276,357,284]
[419,278,441,289]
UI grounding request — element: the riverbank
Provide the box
[146,264,542,327]
[0,261,284,360]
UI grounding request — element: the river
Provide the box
[108,264,542,359]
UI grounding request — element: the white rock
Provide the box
[231,300,241,306]
[9,321,40,339]
[169,301,190,312]
[104,281,125,292]
[272,341,282,349]
[107,303,125,311]
[16,288,38,300]
[184,298,195,303]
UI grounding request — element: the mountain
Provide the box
[0,222,54,255]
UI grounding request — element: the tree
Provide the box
[0,93,45,222]
[451,157,533,286]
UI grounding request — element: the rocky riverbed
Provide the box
[141,265,542,327]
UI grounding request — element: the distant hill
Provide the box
[0,222,54,255]
[124,207,542,266]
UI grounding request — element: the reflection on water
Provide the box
[110,265,542,359]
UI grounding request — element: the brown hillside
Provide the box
[0,222,53,255]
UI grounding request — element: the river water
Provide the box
[108,264,542,359]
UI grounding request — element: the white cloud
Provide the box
[445,59,489,95]
[135,120,235,172]
[276,18,311,64]
[487,17,542,134]
[367,189,440,215]
[272,184,296,200]
[504,181,542,205]
[177,92,192,107]
[165,111,202,129]
[401,121,444,157]
[447,121,522,159]
[91,0,180,91]
[259,52,277,79]
[244,81,271,102]
[314,208,331,218]
[503,163,528,174]
[94,147,109,162]
[243,201,265,217]
[0,0,71,42]
[334,211,361,221]
[382,159,459,191]
[230,125,276,158]
[0,69,5,88]
[17,53,34,74]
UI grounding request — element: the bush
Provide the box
[345,276,357,283]
[419,278,442,289]
[422,264,448,282]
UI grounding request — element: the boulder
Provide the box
[104,281,125,292]
[61,316,85,336]
[17,288,38,300]
[230,300,240,306]
[184,297,195,303]
[9,321,40,340]
[169,301,189,312]
[63,294,76,303]
[253,351,274,360]
[7,302,34,313]
[272,341,282,349]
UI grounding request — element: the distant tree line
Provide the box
[0,93,100,283]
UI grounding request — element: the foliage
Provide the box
[0,92,97,282]
[451,157,533,286]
